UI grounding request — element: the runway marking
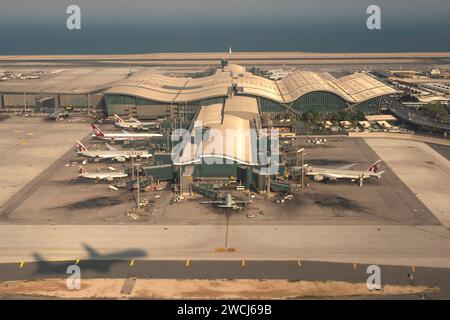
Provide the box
[353,263,357,270]
[185,260,190,267]
[224,214,230,249]
[13,130,23,133]
[297,260,302,267]
[75,259,80,265]
[241,260,246,267]
[19,261,24,269]
[130,259,135,267]
[215,247,237,253]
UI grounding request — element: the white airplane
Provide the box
[75,141,152,162]
[292,160,385,186]
[307,138,326,145]
[78,166,128,181]
[113,114,158,130]
[91,124,162,142]
[202,193,251,210]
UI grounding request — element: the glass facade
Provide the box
[105,94,136,105]
[291,92,349,114]
[258,93,384,116]
[258,97,286,114]
[353,96,382,115]
[104,94,164,106]
[185,97,226,109]
[104,93,384,118]
[104,94,171,117]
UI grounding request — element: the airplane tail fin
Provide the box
[367,160,382,173]
[82,243,99,258]
[105,143,118,151]
[75,141,87,152]
[91,124,105,137]
[33,252,46,262]
[78,166,87,175]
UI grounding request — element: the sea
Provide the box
[0,19,449,55]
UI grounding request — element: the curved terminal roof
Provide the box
[105,64,399,105]
[174,96,260,166]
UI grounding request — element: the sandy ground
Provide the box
[0,279,437,299]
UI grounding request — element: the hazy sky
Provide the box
[1,0,450,25]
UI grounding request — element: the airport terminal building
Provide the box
[0,63,399,119]
[109,64,395,191]
[103,64,399,120]
[0,63,402,191]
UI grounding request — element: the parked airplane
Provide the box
[113,114,158,130]
[75,141,152,162]
[307,138,326,145]
[292,160,384,186]
[46,109,69,121]
[91,124,162,142]
[78,166,128,181]
[202,193,251,210]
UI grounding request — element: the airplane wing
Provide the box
[233,200,251,204]
[218,205,241,209]
[322,174,338,180]
[337,163,358,170]
[105,143,118,151]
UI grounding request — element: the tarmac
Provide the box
[0,116,449,278]
[1,260,450,299]
[0,116,89,207]
[365,138,450,226]
[0,122,439,227]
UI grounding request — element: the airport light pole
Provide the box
[301,152,305,189]
[134,163,141,210]
[131,156,135,181]
[179,164,183,195]
[297,148,305,188]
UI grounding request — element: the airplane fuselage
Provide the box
[79,171,128,181]
[305,167,382,180]
[92,132,162,141]
[77,150,152,162]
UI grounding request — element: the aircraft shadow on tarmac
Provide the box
[32,243,147,275]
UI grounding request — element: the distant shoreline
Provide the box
[1,51,450,61]
[0,52,449,67]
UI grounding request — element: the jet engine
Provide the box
[314,175,324,181]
